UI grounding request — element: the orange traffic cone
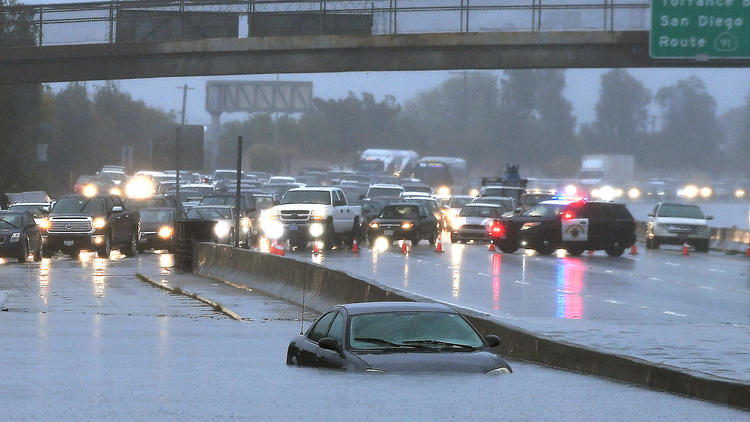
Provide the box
[682,242,689,256]
[351,238,360,254]
[401,240,408,254]
[435,234,443,253]
[313,241,320,255]
[269,240,278,255]
[488,241,496,252]
[630,244,638,256]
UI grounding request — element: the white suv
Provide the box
[646,203,712,252]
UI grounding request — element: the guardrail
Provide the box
[0,0,651,47]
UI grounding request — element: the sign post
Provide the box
[651,0,750,59]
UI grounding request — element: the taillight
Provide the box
[562,210,575,221]
[489,221,505,237]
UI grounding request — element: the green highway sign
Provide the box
[650,0,750,58]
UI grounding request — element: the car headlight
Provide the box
[369,222,379,229]
[401,222,413,230]
[10,232,20,242]
[158,226,173,239]
[451,218,464,231]
[486,367,511,375]
[93,217,106,229]
[311,211,325,221]
[82,184,98,198]
[39,218,50,230]
[262,220,285,240]
[214,221,231,238]
[109,187,122,196]
[309,222,324,237]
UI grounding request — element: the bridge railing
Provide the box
[0,0,650,47]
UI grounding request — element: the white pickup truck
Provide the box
[268,187,362,249]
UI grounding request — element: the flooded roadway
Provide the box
[1,253,747,420]
[288,240,750,382]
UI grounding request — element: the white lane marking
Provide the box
[663,311,687,317]
[477,272,490,276]
[698,285,716,290]
[604,270,613,273]
[605,299,624,305]
[665,262,679,267]
[649,277,664,281]
[708,268,725,273]
[514,280,530,285]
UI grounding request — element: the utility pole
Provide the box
[175,84,194,209]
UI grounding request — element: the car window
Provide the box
[333,191,347,207]
[656,204,704,219]
[523,203,565,217]
[326,313,346,342]
[0,213,22,228]
[308,311,337,343]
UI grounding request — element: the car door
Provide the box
[332,190,349,232]
[418,206,433,237]
[299,311,337,367]
[316,312,348,369]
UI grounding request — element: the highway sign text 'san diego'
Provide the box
[650,0,750,58]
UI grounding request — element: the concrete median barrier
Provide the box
[193,242,750,410]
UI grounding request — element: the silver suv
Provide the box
[646,203,712,252]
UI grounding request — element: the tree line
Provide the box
[216,69,744,180]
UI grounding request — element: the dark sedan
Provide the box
[137,207,175,251]
[367,203,439,246]
[286,302,512,374]
[0,211,42,262]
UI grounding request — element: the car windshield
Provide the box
[139,209,174,223]
[349,311,484,350]
[187,207,232,219]
[368,187,403,198]
[523,203,566,217]
[522,194,554,206]
[404,199,439,212]
[460,206,501,218]
[381,206,419,219]
[124,198,169,210]
[201,197,234,206]
[255,196,274,209]
[8,205,47,217]
[281,190,331,205]
[0,213,22,228]
[657,204,705,219]
[53,197,107,214]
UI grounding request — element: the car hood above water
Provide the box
[353,349,507,373]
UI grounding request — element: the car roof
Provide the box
[188,205,233,209]
[336,301,454,315]
[476,196,514,201]
[9,202,50,206]
[383,202,420,208]
[538,199,574,205]
[464,203,502,208]
[369,184,403,189]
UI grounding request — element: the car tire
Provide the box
[42,247,54,258]
[324,221,336,250]
[97,232,111,259]
[33,241,42,262]
[645,237,654,249]
[498,240,519,254]
[17,237,29,263]
[566,247,585,256]
[605,240,625,257]
[290,237,306,250]
[535,239,556,255]
[122,230,138,257]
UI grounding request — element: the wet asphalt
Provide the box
[1,251,748,420]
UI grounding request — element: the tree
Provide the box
[583,69,652,155]
[654,76,723,173]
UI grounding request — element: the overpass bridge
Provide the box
[0,0,748,83]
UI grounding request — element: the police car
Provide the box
[488,198,636,256]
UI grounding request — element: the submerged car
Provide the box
[0,211,42,262]
[286,302,512,374]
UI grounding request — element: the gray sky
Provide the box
[51,68,749,128]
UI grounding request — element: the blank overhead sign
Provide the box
[206,81,313,114]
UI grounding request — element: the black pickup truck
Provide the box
[43,194,140,258]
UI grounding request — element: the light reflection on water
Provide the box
[556,258,585,319]
[93,258,106,298]
[39,258,50,305]
[491,253,501,310]
[450,243,464,298]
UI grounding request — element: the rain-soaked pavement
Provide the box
[1,252,748,420]
[286,239,750,382]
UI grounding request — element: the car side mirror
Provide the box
[484,335,501,348]
[706,215,714,220]
[319,337,342,353]
[648,212,655,217]
[111,206,123,213]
